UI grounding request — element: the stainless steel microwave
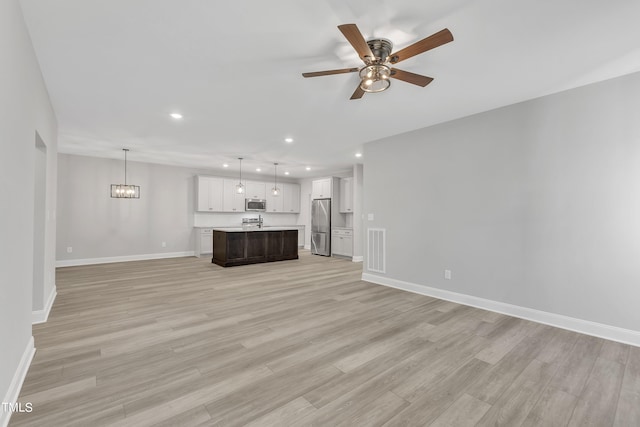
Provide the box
[245,199,266,212]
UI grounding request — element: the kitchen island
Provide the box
[212,227,298,267]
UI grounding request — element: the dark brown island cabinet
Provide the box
[212,228,298,267]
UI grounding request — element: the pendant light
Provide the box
[236,157,245,194]
[110,149,140,198]
[271,163,280,197]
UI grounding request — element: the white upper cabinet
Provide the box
[196,175,300,214]
[196,176,224,212]
[282,183,300,213]
[311,178,332,199]
[266,182,300,213]
[222,179,245,212]
[339,177,353,213]
[245,181,266,200]
[266,190,284,212]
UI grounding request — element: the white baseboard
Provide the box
[304,245,311,250]
[352,256,363,263]
[362,273,640,348]
[1,337,35,427]
[32,285,56,324]
[56,251,195,268]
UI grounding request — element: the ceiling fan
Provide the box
[302,24,453,100]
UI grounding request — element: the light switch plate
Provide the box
[367,213,374,221]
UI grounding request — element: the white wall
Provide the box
[363,71,640,336]
[352,164,364,260]
[0,0,57,422]
[298,178,314,248]
[56,154,302,263]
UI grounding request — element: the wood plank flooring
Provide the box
[10,251,640,426]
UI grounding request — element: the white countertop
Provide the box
[196,225,303,230]
[212,226,300,232]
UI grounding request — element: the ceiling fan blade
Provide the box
[338,24,374,62]
[390,69,434,87]
[350,85,365,100]
[389,28,453,64]
[302,68,359,78]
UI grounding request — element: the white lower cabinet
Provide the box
[196,228,213,256]
[331,228,353,257]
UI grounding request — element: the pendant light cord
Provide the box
[124,149,128,185]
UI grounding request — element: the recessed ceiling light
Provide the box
[285,137,293,143]
[256,168,261,172]
[355,152,363,158]
[223,163,229,168]
[284,171,290,175]
[170,113,183,119]
[305,167,311,171]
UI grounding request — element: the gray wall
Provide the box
[57,154,195,260]
[57,154,301,261]
[363,71,640,332]
[0,0,57,411]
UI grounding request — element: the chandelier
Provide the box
[110,149,140,198]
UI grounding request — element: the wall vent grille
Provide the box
[367,228,386,273]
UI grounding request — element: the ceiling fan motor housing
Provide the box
[366,39,393,64]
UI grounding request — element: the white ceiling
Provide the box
[19,0,640,178]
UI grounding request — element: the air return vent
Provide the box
[367,228,386,273]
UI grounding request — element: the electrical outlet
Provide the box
[66,247,73,253]
[444,269,452,280]
[161,242,167,247]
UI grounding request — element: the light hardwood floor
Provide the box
[11,251,640,426]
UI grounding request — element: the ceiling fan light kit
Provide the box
[302,23,453,100]
[359,38,393,93]
[359,63,391,93]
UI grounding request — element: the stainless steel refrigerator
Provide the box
[311,199,331,256]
